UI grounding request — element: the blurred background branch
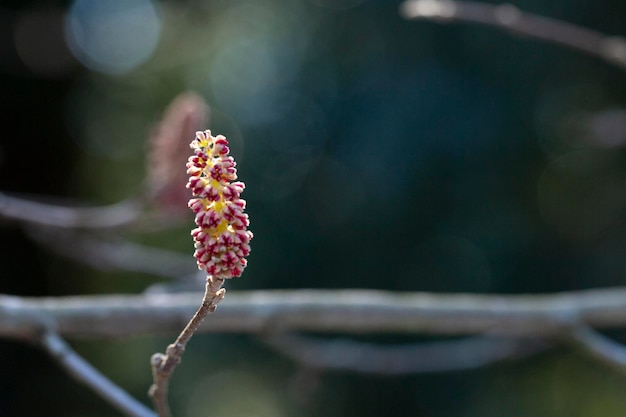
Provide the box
[570,325,626,372]
[25,226,198,280]
[261,334,550,375]
[3,287,626,340]
[40,330,156,417]
[400,0,626,70]
[0,192,142,229]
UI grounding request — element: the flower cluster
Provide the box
[186,130,252,278]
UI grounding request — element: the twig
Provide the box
[26,227,197,279]
[262,334,549,375]
[570,325,626,372]
[399,0,626,70]
[3,287,626,339]
[0,192,141,229]
[148,276,225,417]
[40,330,156,417]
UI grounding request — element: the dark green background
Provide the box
[2,0,626,416]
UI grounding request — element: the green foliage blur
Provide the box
[2,0,626,416]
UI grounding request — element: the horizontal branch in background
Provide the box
[399,0,626,70]
[0,192,141,229]
[262,334,549,375]
[26,227,198,279]
[3,287,626,340]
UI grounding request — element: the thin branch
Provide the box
[3,287,626,340]
[0,192,142,229]
[399,0,626,70]
[40,330,156,417]
[148,277,225,417]
[570,325,626,372]
[26,227,197,279]
[262,334,549,375]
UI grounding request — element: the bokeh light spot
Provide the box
[64,0,161,75]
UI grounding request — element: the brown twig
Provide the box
[399,0,626,70]
[148,276,225,417]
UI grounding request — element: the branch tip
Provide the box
[400,0,457,20]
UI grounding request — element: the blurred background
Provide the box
[2,0,626,416]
